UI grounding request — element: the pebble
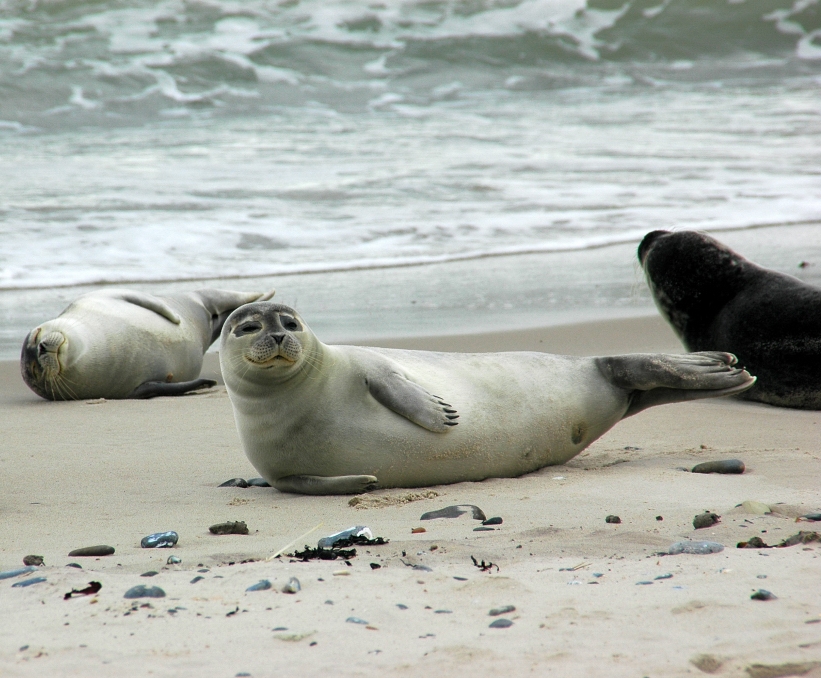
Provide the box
[68,545,115,557]
[246,580,272,592]
[411,527,426,534]
[757,574,768,579]
[668,541,724,555]
[247,478,271,487]
[219,478,248,488]
[346,617,369,625]
[370,563,381,570]
[123,585,166,599]
[167,555,181,565]
[489,619,513,628]
[420,505,486,521]
[140,531,179,548]
[489,605,515,616]
[636,581,653,585]
[23,555,44,567]
[454,576,468,581]
[655,573,673,580]
[397,604,408,609]
[693,512,720,529]
[190,576,204,584]
[140,571,159,577]
[318,526,373,549]
[12,577,47,588]
[473,527,495,532]
[66,563,82,569]
[282,577,301,594]
[435,609,452,614]
[0,566,38,580]
[802,513,821,522]
[332,570,350,576]
[209,521,249,535]
[737,536,769,549]
[482,517,503,526]
[691,459,745,474]
[751,589,776,601]
[605,515,621,524]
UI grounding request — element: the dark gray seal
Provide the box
[639,229,821,409]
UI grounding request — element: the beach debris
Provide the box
[141,531,179,548]
[209,521,249,535]
[370,563,381,570]
[346,617,368,625]
[266,522,324,561]
[167,555,181,565]
[64,581,102,599]
[656,516,663,521]
[693,512,721,529]
[738,536,770,549]
[420,505,486,521]
[332,570,350,576]
[605,515,621,524]
[489,618,513,628]
[750,589,776,601]
[489,605,515,616]
[411,527,426,534]
[746,663,821,678]
[400,559,432,571]
[471,556,498,572]
[778,531,820,547]
[246,580,272,592]
[22,555,44,567]
[740,500,771,515]
[12,577,46,588]
[247,478,271,487]
[482,517,503,526]
[140,571,159,577]
[667,541,724,555]
[348,490,439,509]
[219,478,248,488]
[690,654,724,674]
[68,545,115,557]
[691,459,745,474]
[282,577,301,593]
[290,546,356,561]
[317,526,384,549]
[124,585,166,599]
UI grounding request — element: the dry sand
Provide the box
[1,314,820,678]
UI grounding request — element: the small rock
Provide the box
[396,604,408,609]
[370,563,381,570]
[737,536,770,549]
[802,513,821,522]
[219,478,248,488]
[123,585,165,599]
[690,654,724,674]
[488,605,515,616]
[668,541,724,555]
[141,531,179,548]
[190,576,204,584]
[655,516,663,521]
[23,555,44,567]
[246,580,271,592]
[482,517,503,526]
[140,571,159,577]
[167,555,181,565]
[751,589,776,601]
[693,512,720,529]
[777,531,820,547]
[68,545,115,557]
[636,581,653,585]
[12,577,47,588]
[420,505,486,521]
[66,563,82,569]
[346,617,369,625]
[473,527,495,532]
[489,618,513,628]
[757,574,767,579]
[691,459,745,474]
[605,515,621,524]
[282,577,301,594]
[411,527,426,534]
[209,521,249,535]
[434,609,452,614]
[655,573,673,580]
[0,567,37,581]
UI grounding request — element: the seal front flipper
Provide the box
[128,378,217,399]
[365,366,459,433]
[114,291,182,324]
[274,475,379,495]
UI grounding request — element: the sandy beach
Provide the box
[1,314,820,678]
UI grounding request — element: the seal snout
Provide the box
[246,331,302,366]
[638,230,670,265]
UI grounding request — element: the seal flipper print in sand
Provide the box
[639,230,821,409]
[21,288,275,400]
[220,302,755,494]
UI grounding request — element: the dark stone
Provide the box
[691,459,745,474]
[370,563,381,570]
[434,609,452,614]
[737,536,770,549]
[346,617,368,624]
[693,512,720,529]
[482,517,503,526]
[777,531,820,547]
[190,576,204,584]
[66,563,82,569]
[219,478,248,488]
[453,576,468,581]
[655,573,673,580]
[209,521,249,535]
[291,546,356,561]
[751,589,776,601]
[473,527,495,532]
[802,513,821,522]
[605,515,621,524]
[420,505,486,521]
[396,604,408,610]
[12,577,47,588]
[140,531,179,548]
[140,571,159,577]
[246,580,271,591]
[489,605,515,616]
[23,555,44,567]
[489,618,513,628]
[246,478,271,487]
[656,516,663,521]
[123,585,165,599]
[68,545,115,557]
[636,581,653,585]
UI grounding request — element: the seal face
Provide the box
[221,301,754,494]
[639,229,821,409]
[21,288,274,400]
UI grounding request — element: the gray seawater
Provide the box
[1,0,820,359]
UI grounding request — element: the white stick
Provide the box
[266,522,324,561]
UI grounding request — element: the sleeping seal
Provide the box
[220,302,755,494]
[22,288,274,400]
[639,229,821,409]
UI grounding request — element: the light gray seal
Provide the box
[22,288,274,400]
[220,302,755,494]
[639,229,821,409]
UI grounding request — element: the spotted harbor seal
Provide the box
[22,288,274,400]
[220,302,755,494]
[639,229,821,409]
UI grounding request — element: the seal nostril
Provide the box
[38,343,47,356]
[272,332,285,344]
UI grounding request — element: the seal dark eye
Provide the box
[236,321,262,335]
[280,315,300,331]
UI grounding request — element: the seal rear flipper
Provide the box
[128,378,217,399]
[366,367,459,433]
[114,291,182,324]
[624,377,756,417]
[274,475,378,495]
